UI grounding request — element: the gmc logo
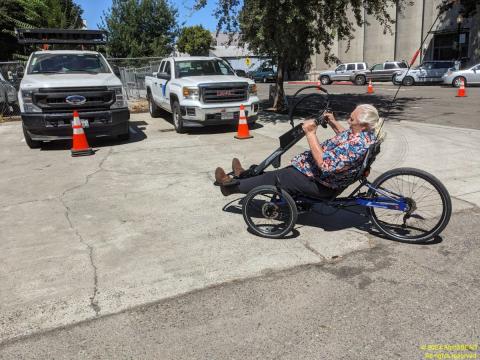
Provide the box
[217,90,233,96]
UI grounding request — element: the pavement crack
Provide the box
[56,149,112,317]
[301,240,327,262]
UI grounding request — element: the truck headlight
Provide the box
[22,89,41,113]
[248,84,257,96]
[109,86,128,109]
[182,87,199,100]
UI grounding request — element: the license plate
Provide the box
[80,119,89,128]
[221,112,234,120]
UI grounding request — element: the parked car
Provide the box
[393,60,456,86]
[442,63,480,87]
[249,65,277,83]
[19,50,130,148]
[0,73,18,113]
[145,56,260,133]
[350,61,408,85]
[234,69,248,77]
[319,62,367,85]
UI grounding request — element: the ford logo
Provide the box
[65,95,87,105]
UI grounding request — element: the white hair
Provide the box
[357,104,385,141]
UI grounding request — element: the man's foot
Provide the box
[215,167,239,196]
[215,167,233,185]
[232,158,245,177]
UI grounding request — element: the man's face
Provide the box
[347,106,362,126]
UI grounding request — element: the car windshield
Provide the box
[175,59,235,78]
[27,53,110,74]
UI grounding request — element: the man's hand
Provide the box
[302,119,317,134]
[324,112,336,124]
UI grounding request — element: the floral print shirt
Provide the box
[291,129,376,189]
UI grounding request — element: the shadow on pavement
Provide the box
[222,197,443,245]
[39,120,148,151]
[258,93,433,124]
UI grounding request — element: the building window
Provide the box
[433,32,469,61]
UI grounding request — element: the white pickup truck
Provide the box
[145,57,260,133]
[19,50,130,148]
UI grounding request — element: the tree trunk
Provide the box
[272,56,286,112]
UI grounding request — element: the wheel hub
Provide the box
[262,202,279,219]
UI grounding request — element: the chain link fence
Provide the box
[107,57,162,100]
[0,61,24,122]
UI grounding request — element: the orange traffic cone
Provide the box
[367,80,374,94]
[71,111,94,157]
[456,79,467,97]
[234,104,253,140]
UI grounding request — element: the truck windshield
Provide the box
[27,53,111,74]
[175,60,234,78]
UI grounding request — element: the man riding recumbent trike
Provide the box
[214,85,452,242]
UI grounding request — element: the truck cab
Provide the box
[145,57,260,133]
[19,50,130,148]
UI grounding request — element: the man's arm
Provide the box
[325,112,346,134]
[302,120,324,167]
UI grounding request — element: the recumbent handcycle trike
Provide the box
[218,85,452,242]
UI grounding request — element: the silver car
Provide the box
[394,60,456,86]
[442,63,480,87]
[319,62,368,85]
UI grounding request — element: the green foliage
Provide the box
[195,0,402,110]
[101,0,178,58]
[177,25,213,56]
[0,0,84,60]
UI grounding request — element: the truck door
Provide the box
[332,64,346,81]
[151,61,165,104]
[160,60,172,110]
[344,63,356,80]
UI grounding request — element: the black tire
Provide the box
[320,75,331,85]
[402,76,415,86]
[391,74,400,85]
[242,185,298,239]
[171,101,185,133]
[355,75,366,86]
[148,91,162,118]
[22,124,41,149]
[452,76,466,88]
[367,168,452,243]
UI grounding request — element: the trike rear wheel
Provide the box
[367,168,451,242]
[242,185,298,239]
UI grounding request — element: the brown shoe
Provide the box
[232,158,245,177]
[215,167,232,185]
[220,185,238,196]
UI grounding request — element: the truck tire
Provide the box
[402,76,415,86]
[320,75,331,85]
[22,124,41,149]
[148,91,162,118]
[354,75,366,86]
[172,101,185,133]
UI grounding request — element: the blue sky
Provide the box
[76,0,219,30]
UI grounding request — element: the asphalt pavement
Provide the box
[1,82,479,359]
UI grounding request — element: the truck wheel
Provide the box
[148,92,161,118]
[172,101,185,133]
[402,76,415,86]
[355,75,366,86]
[453,76,466,88]
[22,125,41,149]
[320,76,331,85]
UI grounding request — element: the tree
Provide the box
[194,0,406,110]
[177,25,213,56]
[0,0,84,60]
[101,0,178,58]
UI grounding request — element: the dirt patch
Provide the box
[0,115,21,123]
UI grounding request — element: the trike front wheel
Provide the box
[242,185,298,238]
[367,168,452,243]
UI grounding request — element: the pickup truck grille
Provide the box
[33,87,115,113]
[200,83,248,104]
